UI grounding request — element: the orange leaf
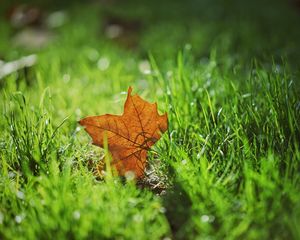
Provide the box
[79,87,168,178]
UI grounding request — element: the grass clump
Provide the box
[1,0,300,239]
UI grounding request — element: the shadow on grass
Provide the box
[162,181,192,239]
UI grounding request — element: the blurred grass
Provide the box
[1,0,300,239]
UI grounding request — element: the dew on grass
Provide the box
[16,190,25,200]
[29,199,35,206]
[15,215,24,224]
[73,210,81,220]
[133,214,143,222]
[8,171,16,178]
[201,215,215,223]
[47,11,67,28]
[86,48,99,62]
[209,215,215,223]
[167,88,171,95]
[159,207,166,213]
[63,74,70,83]
[97,57,110,71]
[105,24,123,39]
[242,93,251,98]
[184,43,192,51]
[156,88,163,96]
[191,83,198,92]
[209,89,216,97]
[205,73,212,80]
[272,64,281,74]
[138,60,151,75]
[166,70,173,78]
[223,126,229,134]
[201,215,209,223]
[128,198,138,207]
[163,237,172,240]
[75,108,81,117]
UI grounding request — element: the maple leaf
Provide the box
[79,87,168,178]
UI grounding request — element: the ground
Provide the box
[0,0,300,239]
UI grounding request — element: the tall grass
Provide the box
[1,0,300,239]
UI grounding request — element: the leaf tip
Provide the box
[128,86,133,96]
[78,118,85,126]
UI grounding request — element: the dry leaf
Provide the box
[79,87,168,178]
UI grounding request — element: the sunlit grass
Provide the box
[1,1,300,239]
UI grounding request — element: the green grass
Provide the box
[1,0,300,239]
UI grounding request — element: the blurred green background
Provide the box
[1,0,300,239]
